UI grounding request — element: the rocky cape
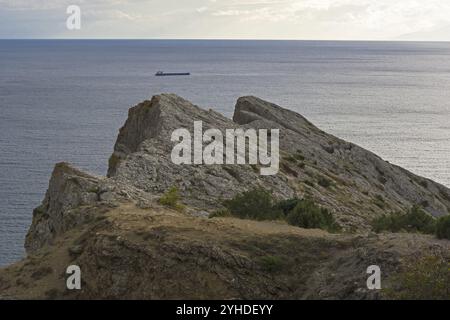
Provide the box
[0,94,449,299]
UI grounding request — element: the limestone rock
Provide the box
[2,93,449,300]
[26,94,450,253]
[107,94,450,230]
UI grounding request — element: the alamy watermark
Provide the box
[66,5,81,30]
[66,265,81,290]
[171,121,279,175]
[366,265,381,290]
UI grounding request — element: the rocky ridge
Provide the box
[1,94,449,299]
[108,94,450,229]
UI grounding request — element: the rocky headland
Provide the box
[0,94,449,299]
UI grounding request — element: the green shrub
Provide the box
[286,199,340,233]
[223,187,282,221]
[372,212,403,233]
[214,189,340,233]
[384,255,450,300]
[406,206,436,233]
[372,206,436,234]
[158,187,185,212]
[436,215,450,240]
[274,198,301,216]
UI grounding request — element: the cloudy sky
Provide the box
[1,0,450,40]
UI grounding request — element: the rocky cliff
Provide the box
[1,94,449,299]
[108,94,450,229]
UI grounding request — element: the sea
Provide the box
[0,40,449,266]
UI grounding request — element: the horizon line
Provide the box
[1,38,450,43]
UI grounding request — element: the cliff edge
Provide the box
[1,94,449,299]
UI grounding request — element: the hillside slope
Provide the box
[1,199,449,299]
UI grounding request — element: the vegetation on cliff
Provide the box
[384,254,450,300]
[436,215,450,240]
[372,206,450,240]
[372,206,436,234]
[211,187,340,233]
[158,186,185,212]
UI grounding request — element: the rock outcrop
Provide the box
[24,162,155,253]
[107,94,450,229]
[107,94,294,210]
[1,94,449,299]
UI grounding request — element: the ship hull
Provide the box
[155,73,190,76]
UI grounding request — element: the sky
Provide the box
[1,0,450,40]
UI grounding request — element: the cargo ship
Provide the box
[155,71,190,76]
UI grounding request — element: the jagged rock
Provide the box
[24,163,103,253]
[105,94,449,230]
[25,162,157,253]
[234,96,450,224]
[23,94,450,252]
[1,93,449,300]
[108,94,295,209]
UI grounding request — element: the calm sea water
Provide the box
[0,40,449,266]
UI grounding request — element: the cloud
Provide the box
[1,0,450,40]
[206,0,450,39]
[196,6,208,13]
[0,0,130,11]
